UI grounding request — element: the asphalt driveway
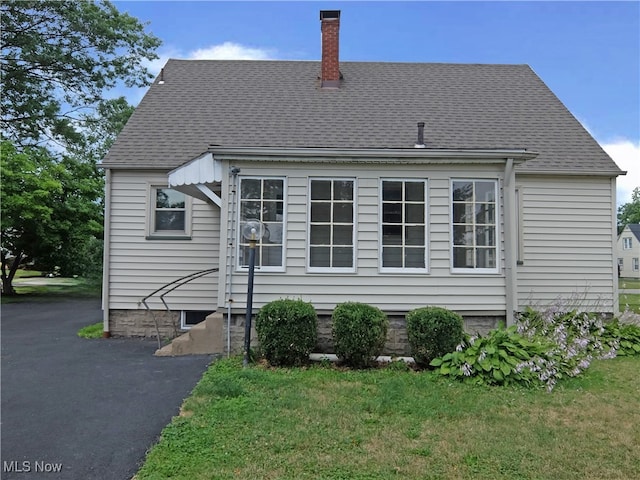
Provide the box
[1,299,213,479]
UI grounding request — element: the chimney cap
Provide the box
[320,10,340,20]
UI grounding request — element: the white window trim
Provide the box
[633,258,639,272]
[450,178,500,275]
[235,176,287,273]
[306,177,357,274]
[623,237,632,249]
[146,184,192,239]
[378,178,429,274]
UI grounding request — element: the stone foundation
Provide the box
[109,308,503,355]
[109,309,185,339]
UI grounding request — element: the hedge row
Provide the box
[255,299,464,368]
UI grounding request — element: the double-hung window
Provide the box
[308,178,355,271]
[238,177,285,271]
[148,187,191,238]
[623,237,633,249]
[380,179,427,271]
[451,179,498,273]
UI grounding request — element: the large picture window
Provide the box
[380,179,427,271]
[308,178,355,271]
[451,179,498,272]
[238,177,285,270]
[148,187,190,238]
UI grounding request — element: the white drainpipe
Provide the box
[503,158,517,326]
[226,167,240,356]
[102,168,112,337]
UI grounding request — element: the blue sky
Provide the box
[113,0,639,203]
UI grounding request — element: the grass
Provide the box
[619,278,640,290]
[1,269,101,303]
[77,322,104,339]
[135,356,640,480]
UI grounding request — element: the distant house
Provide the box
[617,224,640,279]
[100,10,624,355]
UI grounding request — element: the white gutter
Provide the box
[208,146,539,162]
[503,158,517,326]
[101,169,112,337]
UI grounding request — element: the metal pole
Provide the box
[243,238,257,367]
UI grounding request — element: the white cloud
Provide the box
[143,42,274,77]
[189,42,274,61]
[601,139,640,205]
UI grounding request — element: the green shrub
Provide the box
[406,306,465,367]
[603,320,640,356]
[430,326,554,387]
[255,299,318,366]
[332,302,388,368]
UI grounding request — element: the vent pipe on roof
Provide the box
[415,122,426,148]
[158,67,165,84]
[320,10,341,88]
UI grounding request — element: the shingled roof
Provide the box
[102,59,621,175]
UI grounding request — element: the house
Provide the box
[617,224,640,279]
[100,10,624,355]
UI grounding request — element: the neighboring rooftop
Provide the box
[624,224,640,241]
[102,59,620,174]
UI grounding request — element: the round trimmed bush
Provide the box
[332,302,388,368]
[406,306,465,367]
[255,299,318,366]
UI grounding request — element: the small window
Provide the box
[623,237,633,249]
[633,258,639,272]
[380,179,427,272]
[308,178,355,272]
[181,310,214,330]
[237,177,285,271]
[148,187,191,238]
[451,179,498,273]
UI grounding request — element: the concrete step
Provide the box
[154,312,224,356]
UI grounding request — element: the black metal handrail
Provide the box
[139,268,219,349]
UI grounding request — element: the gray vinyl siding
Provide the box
[516,175,617,311]
[108,170,220,311]
[219,161,507,314]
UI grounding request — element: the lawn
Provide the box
[619,278,640,290]
[1,269,101,303]
[135,356,640,480]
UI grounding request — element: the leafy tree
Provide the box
[1,0,160,148]
[0,0,158,293]
[618,187,640,231]
[1,141,62,294]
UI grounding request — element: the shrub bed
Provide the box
[332,302,388,368]
[406,306,465,367]
[255,298,317,366]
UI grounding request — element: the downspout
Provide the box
[101,168,112,337]
[504,158,517,326]
[226,167,240,356]
[611,176,619,313]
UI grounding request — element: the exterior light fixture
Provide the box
[241,219,264,367]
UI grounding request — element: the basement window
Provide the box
[181,310,214,330]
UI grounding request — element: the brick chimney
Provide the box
[320,10,341,88]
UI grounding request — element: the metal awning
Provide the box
[167,152,223,206]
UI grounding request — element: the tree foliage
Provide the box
[1,0,160,148]
[0,1,159,294]
[618,187,640,231]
